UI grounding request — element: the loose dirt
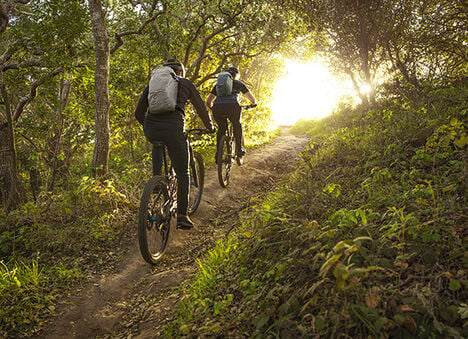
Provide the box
[43,130,309,338]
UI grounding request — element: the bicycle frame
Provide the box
[156,129,205,215]
[155,143,177,219]
[138,128,210,264]
[216,104,256,187]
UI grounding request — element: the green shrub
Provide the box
[164,85,467,337]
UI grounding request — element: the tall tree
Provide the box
[0,73,23,211]
[88,0,111,177]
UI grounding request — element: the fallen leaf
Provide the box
[396,304,414,313]
[404,315,417,334]
[365,286,381,309]
[365,292,379,309]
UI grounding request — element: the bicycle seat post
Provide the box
[153,142,168,176]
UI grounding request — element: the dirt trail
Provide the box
[43,131,309,338]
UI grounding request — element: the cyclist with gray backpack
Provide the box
[206,67,257,163]
[134,59,215,229]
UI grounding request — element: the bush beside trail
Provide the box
[0,122,277,337]
[0,172,143,337]
[164,85,467,337]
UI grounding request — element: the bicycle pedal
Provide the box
[148,214,163,228]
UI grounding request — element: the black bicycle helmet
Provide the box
[227,67,239,77]
[163,58,185,77]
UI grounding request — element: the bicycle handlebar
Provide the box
[186,128,214,135]
[240,103,258,109]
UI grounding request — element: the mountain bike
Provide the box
[217,104,257,188]
[138,128,209,264]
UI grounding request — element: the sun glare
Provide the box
[361,83,372,94]
[271,60,353,125]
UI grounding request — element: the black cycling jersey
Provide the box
[210,79,249,104]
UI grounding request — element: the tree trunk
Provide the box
[0,1,8,34]
[0,78,24,211]
[47,79,71,191]
[88,0,110,178]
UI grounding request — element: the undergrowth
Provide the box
[0,171,143,337]
[164,84,467,337]
[0,119,277,337]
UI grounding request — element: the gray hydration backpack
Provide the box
[148,66,179,114]
[216,72,233,97]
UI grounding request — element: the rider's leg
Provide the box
[144,116,165,176]
[165,133,190,217]
[144,113,193,228]
[212,105,229,159]
[228,104,244,155]
[151,145,163,176]
[164,130,195,229]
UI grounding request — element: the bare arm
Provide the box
[244,91,256,105]
[206,93,216,109]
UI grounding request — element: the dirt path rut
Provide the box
[43,131,309,338]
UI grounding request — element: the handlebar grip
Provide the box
[241,104,257,109]
[186,128,214,135]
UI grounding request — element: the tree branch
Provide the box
[12,68,62,121]
[110,6,166,54]
[206,32,239,49]
[194,50,265,86]
[183,15,212,65]
[1,59,42,71]
[0,44,15,65]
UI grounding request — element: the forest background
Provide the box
[0,0,466,337]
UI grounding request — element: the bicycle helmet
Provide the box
[163,58,185,77]
[227,67,239,78]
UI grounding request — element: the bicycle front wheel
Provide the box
[217,135,232,188]
[188,151,204,214]
[138,176,171,264]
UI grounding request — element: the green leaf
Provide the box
[255,314,269,329]
[319,254,342,277]
[315,317,325,331]
[454,135,467,148]
[213,301,222,315]
[277,302,289,315]
[458,304,468,319]
[375,317,389,332]
[449,279,461,291]
[353,236,373,243]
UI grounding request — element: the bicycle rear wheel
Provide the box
[188,151,204,214]
[138,176,171,264]
[217,135,232,188]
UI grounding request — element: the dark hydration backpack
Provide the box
[216,72,233,97]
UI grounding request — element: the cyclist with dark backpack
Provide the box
[134,59,215,229]
[206,67,256,162]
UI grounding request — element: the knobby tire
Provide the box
[138,176,170,265]
[188,151,204,214]
[217,135,232,188]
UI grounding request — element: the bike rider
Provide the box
[135,59,215,230]
[206,67,256,162]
